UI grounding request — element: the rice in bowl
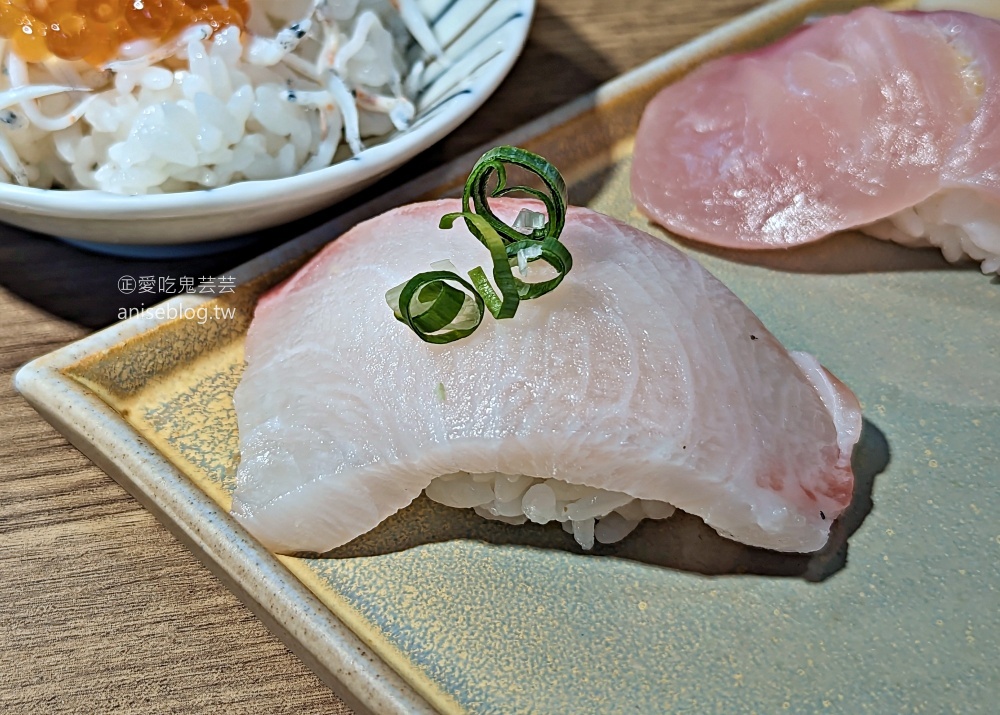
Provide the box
[0,0,437,194]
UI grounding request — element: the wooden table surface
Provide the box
[0,1,762,712]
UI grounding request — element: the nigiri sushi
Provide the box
[630,8,1000,273]
[231,192,861,555]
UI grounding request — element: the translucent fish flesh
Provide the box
[630,8,1000,272]
[232,199,861,555]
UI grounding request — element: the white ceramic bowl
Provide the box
[0,0,534,249]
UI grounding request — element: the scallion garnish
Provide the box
[386,146,572,344]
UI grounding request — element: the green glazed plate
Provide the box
[16,0,999,712]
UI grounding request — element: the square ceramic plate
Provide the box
[15,0,999,712]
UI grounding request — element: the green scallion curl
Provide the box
[387,146,572,344]
[462,145,567,245]
[440,211,520,320]
[394,271,485,344]
[506,237,573,300]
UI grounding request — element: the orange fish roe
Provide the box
[0,0,250,65]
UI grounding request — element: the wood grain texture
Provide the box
[0,1,762,712]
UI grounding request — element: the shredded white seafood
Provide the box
[0,0,439,193]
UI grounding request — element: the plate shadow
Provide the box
[669,229,980,275]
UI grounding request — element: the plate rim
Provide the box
[0,0,537,246]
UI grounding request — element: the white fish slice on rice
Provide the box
[231,198,862,555]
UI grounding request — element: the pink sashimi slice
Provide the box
[231,199,861,555]
[630,8,1000,270]
[929,11,1000,199]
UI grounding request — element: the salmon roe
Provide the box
[0,0,251,65]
